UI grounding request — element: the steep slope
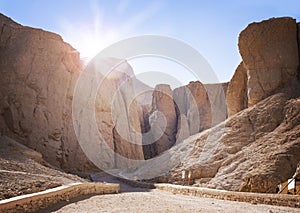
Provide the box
[0,136,85,200]
[120,92,300,193]
[167,17,300,193]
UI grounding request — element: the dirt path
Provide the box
[41,175,300,213]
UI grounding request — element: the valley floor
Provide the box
[43,176,300,213]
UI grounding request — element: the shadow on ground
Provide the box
[37,173,151,212]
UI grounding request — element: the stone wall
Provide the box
[0,182,120,213]
[155,184,300,208]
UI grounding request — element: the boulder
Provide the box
[239,17,299,106]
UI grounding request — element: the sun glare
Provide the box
[75,29,119,59]
[58,3,120,60]
[59,1,163,60]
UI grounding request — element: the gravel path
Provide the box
[43,189,300,213]
[43,175,300,213]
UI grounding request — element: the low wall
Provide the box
[0,182,120,213]
[155,184,300,208]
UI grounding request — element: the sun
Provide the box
[58,1,162,60]
[62,23,119,60]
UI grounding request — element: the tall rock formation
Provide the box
[0,14,146,172]
[0,14,93,171]
[173,81,211,142]
[149,84,177,155]
[226,62,248,116]
[93,58,145,169]
[124,17,300,193]
[173,81,227,143]
[238,17,299,106]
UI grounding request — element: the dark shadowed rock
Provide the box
[226,62,248,116]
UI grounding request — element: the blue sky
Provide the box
[1,0,299,86]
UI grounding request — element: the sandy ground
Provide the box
[43,189,300,213]
[42,175,300,213]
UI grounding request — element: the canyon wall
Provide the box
[131,17,300,193]
[0,14,92,171]
[227,17,299,116]
[0,14,147,171]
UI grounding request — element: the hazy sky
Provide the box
[1,0,299,87]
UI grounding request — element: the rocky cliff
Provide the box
[2,13,299,194]
[0,14,93,171]
[122,17,300,193]
[0,13,223,171]
[149,84,177,155]
[0,14,147,172]
[227,17,299,115]
[173,81,227,143]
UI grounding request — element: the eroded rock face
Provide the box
[297,23,300,82]
[239,17,299,106]
[127,92,300,193]
[122,17,300,193]
[0,14,94,171]
[173,81,210,142]
[93,58,145,168]
[226,62,248,116]
[0,14,146,172]
[150,84,177,154]
[173,81,227,143]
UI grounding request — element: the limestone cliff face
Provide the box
[149,92,300,193]
[173,81,211,142]
[92,58,145,169]
[297,23,300,81]
[173,81,227,143]
[0,14,146,171]
[0,14,94,171]
[238,17,299,106]
[125,17,300,193]
[226,62,248,116]
[149,84,177,155]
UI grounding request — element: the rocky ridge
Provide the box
[121,17,300,193]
